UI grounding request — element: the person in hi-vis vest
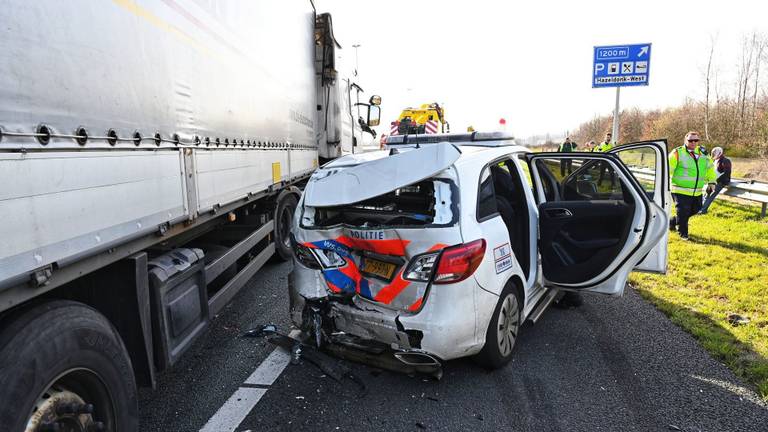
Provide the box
[668,131,717,240]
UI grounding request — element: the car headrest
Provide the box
[490,165,515,197]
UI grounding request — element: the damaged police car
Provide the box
[289,132,670,371]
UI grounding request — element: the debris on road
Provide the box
[726,313,750,326]
[242,323,278,338]
[244,325,367,396]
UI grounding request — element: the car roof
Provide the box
[321,138,530,171]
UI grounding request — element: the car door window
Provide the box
[477,167,498,221]
[616,147,657,199]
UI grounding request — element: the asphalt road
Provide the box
[140,261,768,432]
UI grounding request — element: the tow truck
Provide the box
[389,103,450,135]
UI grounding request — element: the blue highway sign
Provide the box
[593,43,651,88]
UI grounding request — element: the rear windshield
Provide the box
[302,179,457,229]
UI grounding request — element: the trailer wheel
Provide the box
[274,194,299,261]
[0,301,138,431]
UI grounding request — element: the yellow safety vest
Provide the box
[668,146,717,196]
[592,142,614,152]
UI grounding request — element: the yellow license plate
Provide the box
[361,258,397,280]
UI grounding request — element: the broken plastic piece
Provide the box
[243,323,278,338]
[291,344,302,365]
[726,313,750,326]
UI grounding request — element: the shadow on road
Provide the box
[637,288,768,404]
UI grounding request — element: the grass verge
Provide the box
[630,198,768,399]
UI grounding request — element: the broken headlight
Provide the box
[313,249,346,269]
[293,242,322,269]
[403,252,439,282]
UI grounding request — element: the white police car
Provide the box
[289,132,670,369]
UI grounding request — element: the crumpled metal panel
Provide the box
[294,225,463,313]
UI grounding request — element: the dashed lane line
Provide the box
[199,330,299,432]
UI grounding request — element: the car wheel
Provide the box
[0,300,138,431]
[475,285,521,369]
[273,194,299,261]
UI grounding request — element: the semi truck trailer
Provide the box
[0,1,380,430]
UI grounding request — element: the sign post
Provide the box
[593,43,651,144]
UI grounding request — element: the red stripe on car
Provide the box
[408,298,423,312]
[373,270,410,304]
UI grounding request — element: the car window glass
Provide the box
[533,157,628,202]
[616,147,656,199]
[516,154,534,187]
[477,167,498,219]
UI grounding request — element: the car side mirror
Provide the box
[367,105,381,127]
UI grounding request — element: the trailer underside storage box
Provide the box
[148,248,208,370]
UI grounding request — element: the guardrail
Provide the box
[721,179,768,217]
[540,154,768,218]
[626,165,768,218]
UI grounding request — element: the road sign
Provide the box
[593,43,651,88]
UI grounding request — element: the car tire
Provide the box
[0,300,138,432]
[273,194,299,261]
[475,285,521,369]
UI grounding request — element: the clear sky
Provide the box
[316,0,767,139]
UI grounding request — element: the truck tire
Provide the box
[475,284,522,369]
[0,300,138,432]
[274,194,299,261]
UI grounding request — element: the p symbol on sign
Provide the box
[594,63,605,75]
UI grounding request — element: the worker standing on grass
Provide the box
[592,132,614,152]
[594,132,615,186]
[668,131,717,240]
[559,137,577,176]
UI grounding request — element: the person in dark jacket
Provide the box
[559,137,577,176]
[699,146,732,214]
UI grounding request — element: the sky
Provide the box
[315,0,767,140]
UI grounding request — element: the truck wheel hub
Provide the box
[26,388,100,432]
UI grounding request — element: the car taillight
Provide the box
[404,252,440,282]
[293,241,321,269]
[433,239,486,284]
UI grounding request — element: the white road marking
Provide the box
[199,388,267,432]
[199,330,300,432]
[244,347,292,386]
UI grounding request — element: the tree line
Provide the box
[570,32,767,158]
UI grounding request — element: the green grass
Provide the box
[630,199,768,399]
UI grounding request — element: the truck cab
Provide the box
[314,14,381,161]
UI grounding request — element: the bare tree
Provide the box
[738,34,757,135]
[703,34,717,140]
[752,33,766,128]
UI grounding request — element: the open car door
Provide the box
[526,145,668,295]
[609,140,670,273]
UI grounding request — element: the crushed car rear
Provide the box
[289,146,490,363]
